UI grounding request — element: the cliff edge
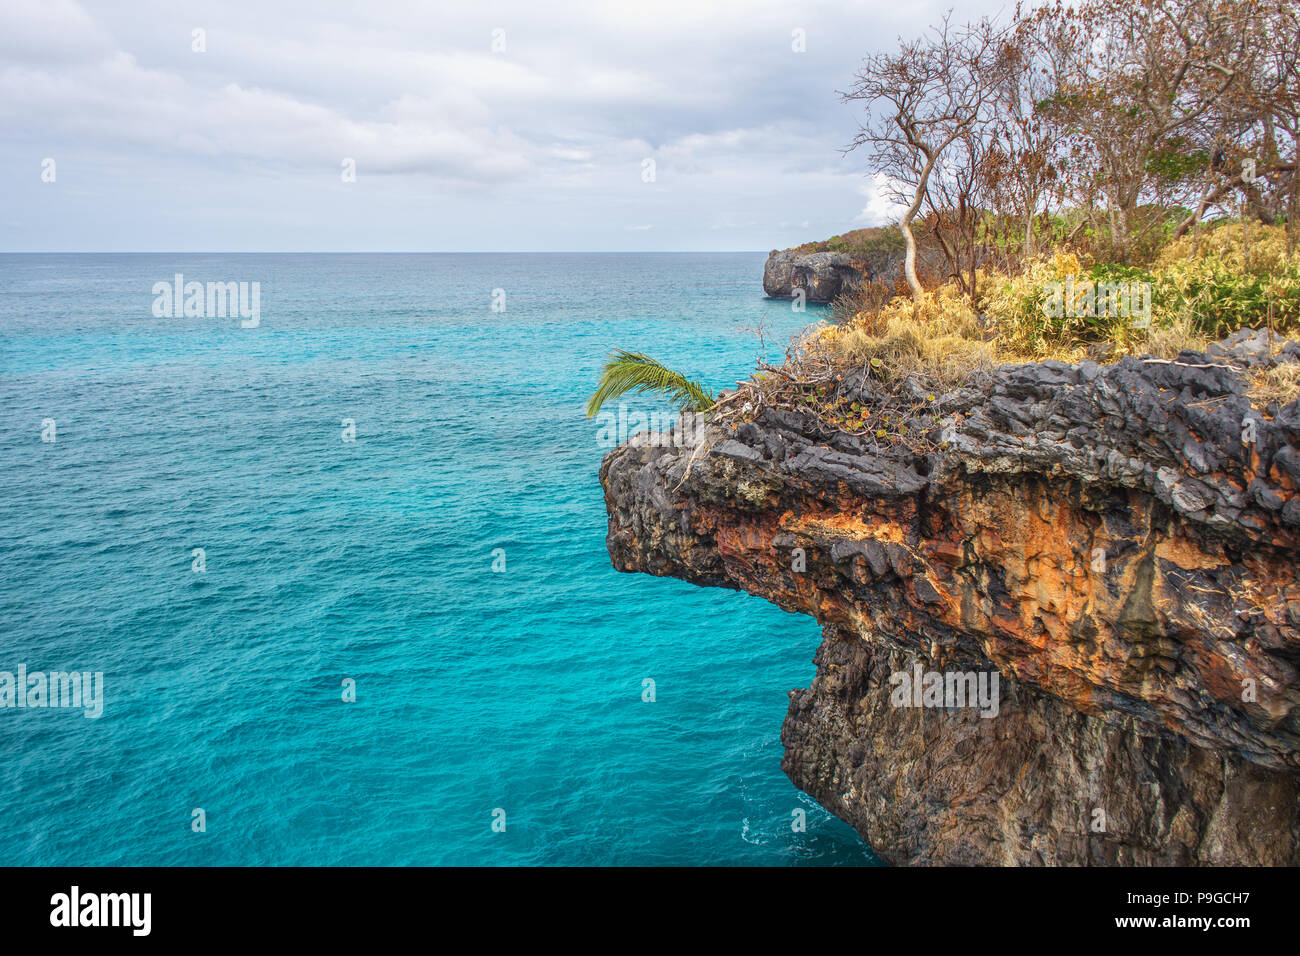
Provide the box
[598,332,1300,864]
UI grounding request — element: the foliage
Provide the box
[744,1,1300,444]
[586,350,715,417]
[834,0,1300,272]
[813,284,998,387]
[793,226,906,264]
[1152,224,1300,337]
[969,224,1300,354]
[810,225,1300,384]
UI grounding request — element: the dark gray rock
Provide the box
[763,250,867,302]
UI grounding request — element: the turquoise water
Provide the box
[0,253,875,865]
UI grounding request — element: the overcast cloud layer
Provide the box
[1,0,1005,251]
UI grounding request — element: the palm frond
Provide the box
[586,350,715,417]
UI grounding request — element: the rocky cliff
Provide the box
[762,231,914,302]
[598,331,1300,864]
[763,250,867,301]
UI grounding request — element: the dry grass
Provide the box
[1249,361,1300,409]
[1143,316,1213,360]
[809,229,1300,392]
[732,233,1300,450]
[814,283,1054,389]
[829,279,897,324]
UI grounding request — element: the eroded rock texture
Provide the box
[598,333,1300,864]
[763,250,869,301]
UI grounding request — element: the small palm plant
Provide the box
[586,349,715,417]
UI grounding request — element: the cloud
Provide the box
[853,172,906,226]
[0,21,534,183]
[0,0,1009,249]
[0,0,109,65]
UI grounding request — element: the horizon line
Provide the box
[0,249,773,255]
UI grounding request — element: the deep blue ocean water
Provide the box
[0,253,876,866]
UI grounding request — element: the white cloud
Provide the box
[0,0,1008,249]
[853,172,906,225]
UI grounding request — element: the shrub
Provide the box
[788,223,1300,398]
[813,284,996,386]
[1152,224,1300,338]
[977,250,1091,356]
[976,224,1300,355]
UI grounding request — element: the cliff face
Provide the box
[762,233,909,302]
[598,333,1300,864]
[763,250,867,301]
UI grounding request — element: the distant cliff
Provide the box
[763,227,907,303]
[599,331,1300,864]
[763,250,865,302]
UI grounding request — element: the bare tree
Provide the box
[921,128,987,297]
[839,0,1300,294]
[1032,0,1257,260]
[842,15,1009,299]
[978,13,1068,267]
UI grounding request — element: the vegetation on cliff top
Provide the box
[817,222,1300,379]
[589,0,1300,431]
[779,223,1300,449]
[839,0,1300,299]
[782,226,906,262]
[782,0,1300,424]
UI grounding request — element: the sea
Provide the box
[0,252,877,865]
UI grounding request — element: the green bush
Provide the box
[1152,224,1300,338]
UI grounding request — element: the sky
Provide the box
[1,0,1007,251]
